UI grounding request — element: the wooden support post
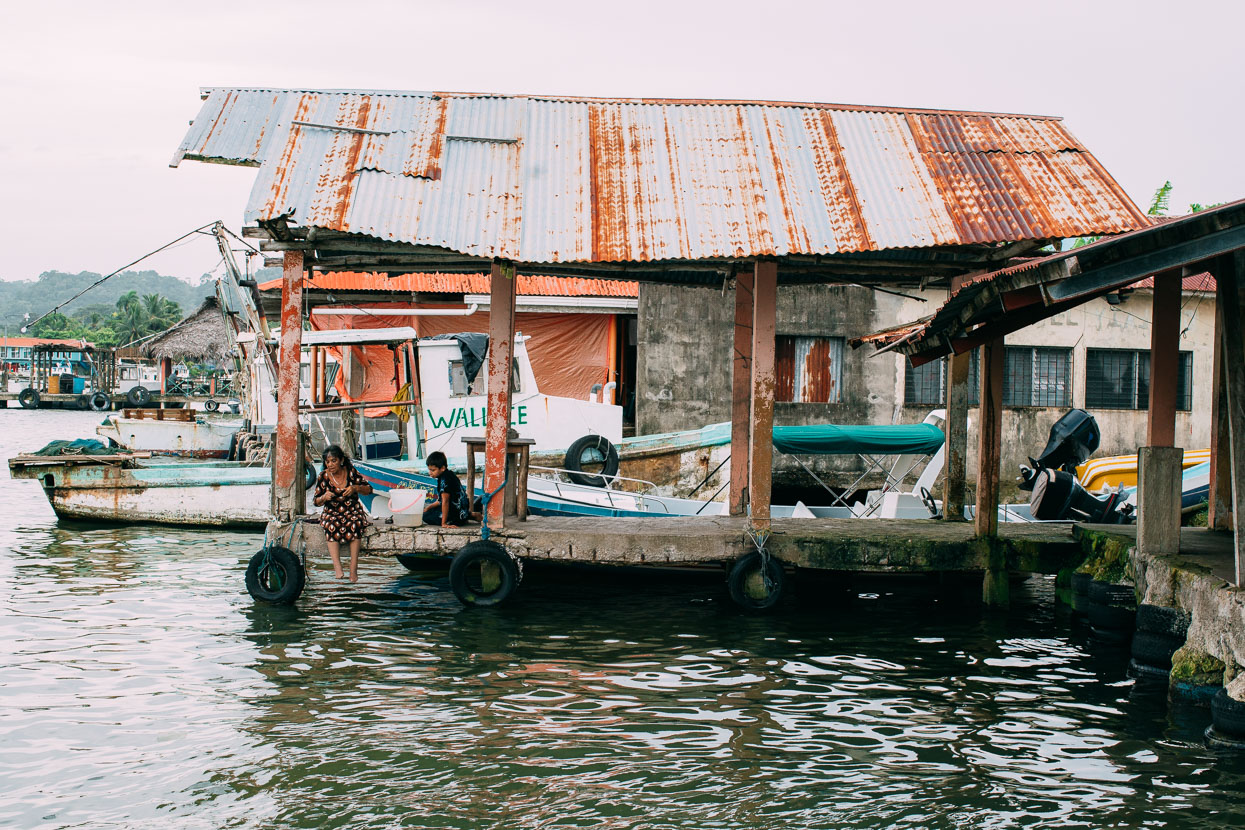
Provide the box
[749,261,777,530]
[1211,285,1233,530]
[974,336,1004,539]
[273,250,305,521]
[729,270,754,516]
[943,274,972,521]
[485,259,517,529]
[1147,270,1181,448]
[310,346,320,406]
[1216,252,1245,586]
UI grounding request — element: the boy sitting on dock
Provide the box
[423,451,471,527]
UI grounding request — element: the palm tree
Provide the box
[142,293,163,319]
[116,290,140,313]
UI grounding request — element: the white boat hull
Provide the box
[97,416,243,458]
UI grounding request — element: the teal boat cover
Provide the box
[772,423,944,456]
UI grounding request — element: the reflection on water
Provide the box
[2,411,1243,828]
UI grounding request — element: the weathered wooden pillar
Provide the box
[1216,251,1245,586]
[729,270,754,516]
[1211,282,1234,530]
[484,259,517,529]
[976,335,1006,606]
[975,336,1004,538]
[749,260,778,530]
[943,276,972,522]
[1137,270,1183,556]
[272,250,305,521]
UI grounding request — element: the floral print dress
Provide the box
[316,467,370,543]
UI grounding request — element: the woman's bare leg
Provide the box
[348,538,361,582]
[327,540,344,579]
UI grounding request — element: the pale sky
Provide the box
[3,0,1242,283]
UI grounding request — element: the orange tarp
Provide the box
[312,304,612,415]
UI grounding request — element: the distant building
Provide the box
[1,337,93,372]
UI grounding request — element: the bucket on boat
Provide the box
[388,488,428,527]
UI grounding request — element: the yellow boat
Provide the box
[1076,448,1211,492]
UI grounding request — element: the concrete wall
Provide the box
[637,280,1215,494]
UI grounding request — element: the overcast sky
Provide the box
[3,0,1242,283]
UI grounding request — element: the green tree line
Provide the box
[27,290,187,348]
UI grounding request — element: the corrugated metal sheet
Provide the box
[776,335,842,403]
[175,88,1149,265]
[255,272,638,297]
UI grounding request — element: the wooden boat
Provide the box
[1076,448,1211,492]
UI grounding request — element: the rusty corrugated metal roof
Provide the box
[255,271,638,297]
[174,88,1148,265]
[852,198,1245,360]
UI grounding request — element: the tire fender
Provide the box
[564,434,620,488]
[449,540,522,607]
[727,551,785,611]
[89,392,110,411]
[18,388,40,409]
[245,546,305,604]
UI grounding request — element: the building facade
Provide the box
[637,278,1214,495]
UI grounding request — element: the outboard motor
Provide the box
[1029,467,1134,524]
[1019,409,1101,492]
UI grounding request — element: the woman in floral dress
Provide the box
[313,445,373,582]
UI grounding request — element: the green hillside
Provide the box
[0,270,216,334]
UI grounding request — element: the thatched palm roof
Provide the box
[142,296,232,362]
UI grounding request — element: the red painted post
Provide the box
[974,336,1004,539]
[1147,270,1181,447]
[485,259,517,528]
[749,260,778,530]
[729,270,754,516]
[274,250,304,519]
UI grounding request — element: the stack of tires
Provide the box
[1129,604,1190,679]
[1208,689,1245,749]
[1069,572,1093,620]
[1086,580,1135,644]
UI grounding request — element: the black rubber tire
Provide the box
[1089,580,1135,606]
[1129,659,1172,681]
[1211,688,1245,741]
[1070,591,1091,618]
[1204,724,1245,751]
[1089,624,1132,646]
[127,386,151,407]
[74,394,90,410]
[244,546,305,605]
[204,399,220,412]
[227,431,242,462]
[304,462,317,492]
[1087,601,1136,632]
[1136,604,1191,637]
[1071,572,1092,596]
[564,434,620,488]
[727,552,785,611]
[1130,630,1184,670]
[18,387,39,409]
[449,541,521,607]
[89,392,109,411]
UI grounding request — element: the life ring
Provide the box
[448,540,522,607]
[127,386,151,407]
[244,546,305,604]
[564,434,620,488]
[203,399,220,413]
[18,387,40,409]
[89,392,110,411]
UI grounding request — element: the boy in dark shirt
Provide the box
[423,451,470,527]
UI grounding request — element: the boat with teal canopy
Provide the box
[771,422,944,456]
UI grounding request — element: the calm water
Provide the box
[2,410,1243,829]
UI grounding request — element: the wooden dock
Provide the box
[291,515,1081,574]
[0,390,218,410]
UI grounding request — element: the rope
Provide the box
[478,475,509,541]
[744,524,775,593]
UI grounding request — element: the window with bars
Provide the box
[776,336,843,403]
[1003,346,1071,407]
[904,350,981,406]
[1085,349,1192,411]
